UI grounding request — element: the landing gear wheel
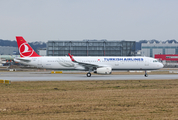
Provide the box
[144,70,148,77]
[86,72,91,77]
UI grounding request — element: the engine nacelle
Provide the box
[94,67,112,74]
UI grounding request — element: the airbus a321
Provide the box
[14,36,164,77]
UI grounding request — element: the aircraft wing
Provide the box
[68,53,101,69]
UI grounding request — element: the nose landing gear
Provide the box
[144,70,148,77]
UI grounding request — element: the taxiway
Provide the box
[0,71,178,81]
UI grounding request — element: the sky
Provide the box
[0,0,178,42]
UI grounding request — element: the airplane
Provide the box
[14,36,164,77]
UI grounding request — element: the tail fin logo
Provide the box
[19,43,34,57]
[22,44,31,53]
[16,36,41,57]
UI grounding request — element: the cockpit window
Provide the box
[153,60,158,62]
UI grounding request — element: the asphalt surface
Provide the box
[0,71,178,81]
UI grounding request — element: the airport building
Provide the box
[47,40,136,56]
[0,46,18,55]
[141,42,178,57]
[155,54,178,67]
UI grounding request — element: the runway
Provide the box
[0,71,178,81]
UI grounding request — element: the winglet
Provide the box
[68,53,75,62]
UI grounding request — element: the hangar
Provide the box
[141,42,178,57]
[47,40,135,56]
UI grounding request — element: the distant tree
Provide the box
[164,39,177,43]
[28,42,46,53]
[149,39,160,43]
[0,39,18,47]
[0,39,46,54]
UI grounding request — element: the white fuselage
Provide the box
[14,56,163,70]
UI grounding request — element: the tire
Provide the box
[86,73,91,77]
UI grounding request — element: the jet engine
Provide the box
[94,67,112,74]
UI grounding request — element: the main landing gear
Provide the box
[86,72,91,77]
[144,70,148,77]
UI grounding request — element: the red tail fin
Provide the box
[16,36,41,57]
